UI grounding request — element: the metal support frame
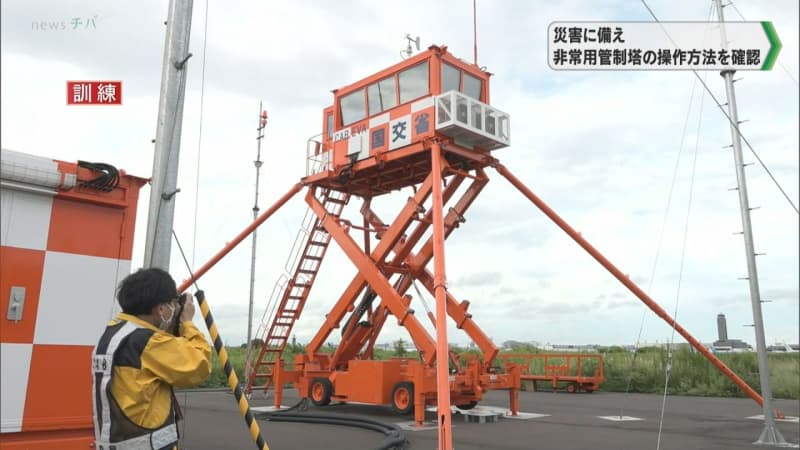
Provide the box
[712,0,786,445]
[327,170,501,377]
[307,189,439,363]
[306,168,497,369]
[304,173,438,359]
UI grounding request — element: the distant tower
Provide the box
[717,314,728,342]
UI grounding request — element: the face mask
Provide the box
[158,303,176,330]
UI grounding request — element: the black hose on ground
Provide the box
[255,409,409,450]
[273,397,309,413]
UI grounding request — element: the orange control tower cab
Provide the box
[306,45,510,191]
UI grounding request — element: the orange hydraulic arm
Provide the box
[306,170,468,365]
[494,162,769,409]
[307,188,439,365]
[332,169,495,366]
[372,171,498,364]
[332,276,410,364]
[304,173,437,359]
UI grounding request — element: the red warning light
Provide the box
[260,110,268,127]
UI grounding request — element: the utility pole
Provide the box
[712,0,786,445]
[245,105,268,386]
[143,0,194,270]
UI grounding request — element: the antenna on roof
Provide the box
[402,34,420,59]
[473,0,478,65]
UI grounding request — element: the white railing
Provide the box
[435,90,511,150]
[305,135,331,176]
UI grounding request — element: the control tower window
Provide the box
[340,89,366,126]
[399,61,429,103]
[441,62,483,101]
[368,76,398,115]
[463,73,482,101]
[441,63,460,93]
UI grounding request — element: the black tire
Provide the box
[309,378,333,406]
[565,383,578,394]
[390,382,415,415]
[455,401,478,410]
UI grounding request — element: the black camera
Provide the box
[172,293,189,336]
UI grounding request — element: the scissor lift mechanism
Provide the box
[249,146,521,426]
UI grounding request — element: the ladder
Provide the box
[245,187,349,394]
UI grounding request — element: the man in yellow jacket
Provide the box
[92,268,211,450]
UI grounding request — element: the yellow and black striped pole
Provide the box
[195,290,269,450]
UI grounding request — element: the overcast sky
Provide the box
[2,0,797,350]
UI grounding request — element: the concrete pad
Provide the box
[502,411,551,420]
[425,404,550,421]
[424,405,503,423]
[250,405,292,413]
[396,420,439,431]
[746,414,800,423]
[597,415,645,421]
[476,405,550,420]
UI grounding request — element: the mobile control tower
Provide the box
[247,45,518,428]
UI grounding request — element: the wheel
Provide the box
[391,382,414,415]
[455,401,478,410]
[309,378,333,406]
[565,383,578,394]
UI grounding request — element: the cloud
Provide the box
[454,271,502,287]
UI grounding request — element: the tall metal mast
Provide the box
[712,0,786,445]
[143,0,194,270]
[245,104,267,384]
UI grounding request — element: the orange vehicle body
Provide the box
[496,353,606,393]
[0,150,147,450]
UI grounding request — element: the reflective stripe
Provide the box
[96,321,140,443]
[95,423,177,450]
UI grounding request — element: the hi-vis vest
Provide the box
[92,320,177,450]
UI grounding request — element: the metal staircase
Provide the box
[245,187,349,394]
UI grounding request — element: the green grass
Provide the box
[198,344,799,400]
[584,347,797,399]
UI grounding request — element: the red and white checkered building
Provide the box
[1,149,146,449]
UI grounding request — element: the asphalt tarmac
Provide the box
[176,388,799,450]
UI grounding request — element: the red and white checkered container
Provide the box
[1,148,147,449]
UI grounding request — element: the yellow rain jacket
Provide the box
[92,313,211,450]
